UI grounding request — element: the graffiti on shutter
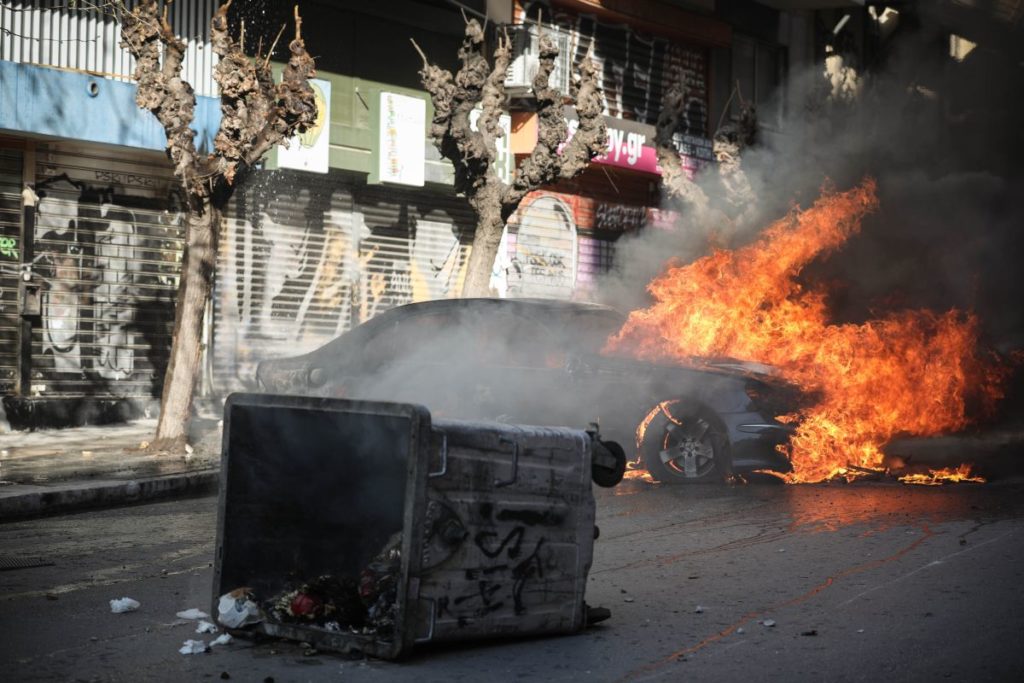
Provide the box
[495,194,577,300]
[213,172,473,394]
[30,144,182,398]
[214,172,359,392]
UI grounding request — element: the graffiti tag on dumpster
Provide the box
[436,502,572,623]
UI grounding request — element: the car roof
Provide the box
[373,297,625,321]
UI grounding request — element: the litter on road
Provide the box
[109,597,140,613]
[178,639,208,655]
[196,620,218,634]
[176,608,210,620]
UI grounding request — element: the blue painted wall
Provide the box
[0,61,220,153]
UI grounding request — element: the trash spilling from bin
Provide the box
[212,394,624,660]
[217,588,262,628]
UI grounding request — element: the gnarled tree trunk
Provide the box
[155,200,220,447]
[121,0,317,449]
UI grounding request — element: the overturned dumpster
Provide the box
[213,393,623,659]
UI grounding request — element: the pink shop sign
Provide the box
[563,118,710,175]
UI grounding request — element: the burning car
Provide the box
[256,298,807,483]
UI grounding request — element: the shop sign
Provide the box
[278,79,331,174]
[551,114,713,175]
[378,92,426,186]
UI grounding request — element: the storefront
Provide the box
[1,139,183,427]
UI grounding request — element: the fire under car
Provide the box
[256,298,808,483]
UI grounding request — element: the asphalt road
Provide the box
[2,479,1023,682]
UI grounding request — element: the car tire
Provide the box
[639,401,731,484]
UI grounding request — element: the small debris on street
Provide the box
[196,620,218,634]
[179,639,209,655]
[176,608,210,620]
[624,597,635,603]
[761,619,776,627]
[801,629,818,636]
[694,605,704,613]
[109,597,140,613]
[211,634,233,647]
[736,627,745,635]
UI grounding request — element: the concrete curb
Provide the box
[0,469,219,521]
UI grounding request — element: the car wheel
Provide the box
[639,401,731,484]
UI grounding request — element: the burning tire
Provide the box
[639,401,731,484]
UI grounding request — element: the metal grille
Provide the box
[501,193,579,300]
[0,147,23,394]
[0,0,220,97]
[355,183,474,321]
[522,1,710,133]
[213,170,359,393]
[212,173,476,396]
[32,142,182,398]
[576,235,615,298]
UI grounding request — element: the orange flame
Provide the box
[898,464,985,486]
[608,179,1006,483]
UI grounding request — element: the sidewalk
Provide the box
[0,419,221,520]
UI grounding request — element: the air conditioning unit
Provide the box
[503,23,572,98]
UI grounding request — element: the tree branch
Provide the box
[120,0,201,199]
[504,36,606,215]
[654,80,711,215]
[477,27,511,169]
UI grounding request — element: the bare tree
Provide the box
[654,81,757,228]
[120,0,317,448]
[412,19,606,297]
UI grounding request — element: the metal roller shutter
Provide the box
[31,142,182,398]
[0,147,21,393]
[499,193,579,300]
[524,1,710,134]
[494,164,655,301]
[212,172,476,395]
[213,170,359,393]
[354,183,474,319]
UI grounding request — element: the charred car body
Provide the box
[256,298,804,483]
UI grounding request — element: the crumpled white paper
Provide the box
[195,620,218,634]
[210,633,233,647]
[178,639,208,655]
[176,608,210,620]
[109,597,140,613]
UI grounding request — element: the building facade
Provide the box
[0,0,814,428]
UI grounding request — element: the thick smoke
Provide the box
[599,7,1024,358]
